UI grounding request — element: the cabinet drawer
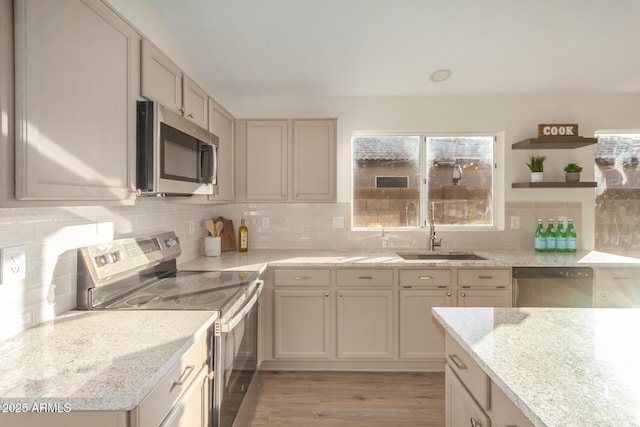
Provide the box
[138,331,208,427]
[399,269,451,288]
[458,268,511,288]
[596,268,640,289]
[445,333,489,409]
[274,268,331,286]
[336,268,393,287]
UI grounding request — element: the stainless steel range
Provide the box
[76,231,262,427]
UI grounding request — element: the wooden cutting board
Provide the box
[217,217,236,251]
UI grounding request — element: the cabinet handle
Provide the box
[173,365,195,387]
[460,292,466,297]
[179,107,185,114]
[403,286,413,289]
[324,292,329,297]
[447,292,451,297]
[613,277,630,280]
[470,418,483,427]
[295,276,310,280]
[281,194,287,199]
[358,276,373,279]
[418,275,433,280]
[187,113,195,119]
[338,292,344,297]
[477,275,493,279]
[448,354,467,370]
[293,194,298,199]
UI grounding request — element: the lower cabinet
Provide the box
[595,268,640,308]
[399,289,453,359]
[336,289,394,359]
[274,289,332,358]
[160,366,210,427]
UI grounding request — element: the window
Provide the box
[595,132,640,254]
[352,134,498,230]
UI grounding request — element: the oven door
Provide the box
[213,280,262,427]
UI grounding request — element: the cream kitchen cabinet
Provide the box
[595,268,640,308]
[445,365,490,427]
[336,289,394,359]
[238,119,336,202]
[399,289,453,359]
[398,268,453,360]
[208,98,235,202]
[14,0,139,202]
[274,289,332,359]
[457,268,512,307]
[335,267,394,359]
[141,39,208,129]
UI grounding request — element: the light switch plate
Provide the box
[332,216,344,229]
[1,246,26,284]
[510,216,520,230]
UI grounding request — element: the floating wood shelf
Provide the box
[512,182,597,188]
[512,137,597,150]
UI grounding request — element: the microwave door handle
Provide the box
[212,144,218,186]
[200,143,213,184]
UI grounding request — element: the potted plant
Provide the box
[526,156,546,182]
[564,163,583,182]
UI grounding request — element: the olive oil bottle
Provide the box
[238,219,248,252]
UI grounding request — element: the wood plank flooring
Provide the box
[247,371,445,426]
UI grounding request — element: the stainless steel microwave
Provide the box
[136,101,218,196]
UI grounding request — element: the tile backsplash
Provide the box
[0,199,580,339]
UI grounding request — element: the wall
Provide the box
[217,94,640,249]
[0,199,215,339]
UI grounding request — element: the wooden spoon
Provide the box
[205,219,217,236]
[215,220,224,237]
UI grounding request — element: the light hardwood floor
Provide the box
[247,371,445,426]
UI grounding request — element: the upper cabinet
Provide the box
[237,119,337,202]
[208,98,235,202]
[14,0,139,202]
[141,39,208,129]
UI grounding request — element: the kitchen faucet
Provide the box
[428,202,442,251]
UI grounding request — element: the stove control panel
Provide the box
[79,231,182,282]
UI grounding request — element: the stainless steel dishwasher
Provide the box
[512,267,594,307]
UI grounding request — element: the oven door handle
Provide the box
[215,280,263,336]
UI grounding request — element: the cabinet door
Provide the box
[14,0,138,201]
[399,289,453,359]
[292,119,336,201]
[159,367,210,427]
[246,120,288,200]
[458,289,512,307]
[141,39,183,114]
[595,289,640,308]
[445,365,490,427]
[274,290,332,358]
[208,98,235,202]
[182,75,208,129]
[337,290,394,359]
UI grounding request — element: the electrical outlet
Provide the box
[188,220,195,235]
[1,246,26,284]
[510,216,520,230]
[262,217,270,229]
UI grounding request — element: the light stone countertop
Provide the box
[0,310,216,411]
[433,307,640,427]
[180,248,640,271]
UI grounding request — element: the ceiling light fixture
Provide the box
[429,69,452,83]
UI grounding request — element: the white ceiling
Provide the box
[150,0,640,97]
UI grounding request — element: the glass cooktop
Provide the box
[103,270,259,311]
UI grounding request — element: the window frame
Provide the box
[351,130,505,232]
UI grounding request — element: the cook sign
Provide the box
[537,124,579,138]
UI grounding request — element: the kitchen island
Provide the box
[433,307,640,426]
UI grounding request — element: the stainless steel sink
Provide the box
[398,252,487,261]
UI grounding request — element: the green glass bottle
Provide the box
[555,219,567,252]
[544,218,556,252]
[534,219,545,252]
[566,219,577,252]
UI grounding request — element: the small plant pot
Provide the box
[565,172,580,182]
[531,172,544,183]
